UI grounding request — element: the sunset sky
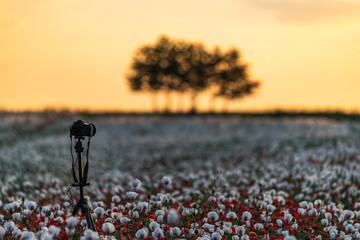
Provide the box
[1,0,360,112]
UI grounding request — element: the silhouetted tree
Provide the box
[179,43,217,113]
[212,48,260,112]
[127,35,260,113]
[127,36,178,112]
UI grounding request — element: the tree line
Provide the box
[127,35,260,113]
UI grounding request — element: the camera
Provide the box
[70,120,96,137]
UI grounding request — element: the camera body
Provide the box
[70,120,96,137]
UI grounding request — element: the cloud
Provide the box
[242,0,360,22]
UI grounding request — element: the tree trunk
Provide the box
[190,91,198,114]
[209,95,216,113]
[222,99,229,113]
[177,93,184,113]
[151,93,158,113]
[164,91,172,113]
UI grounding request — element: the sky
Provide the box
[1,0,360,112]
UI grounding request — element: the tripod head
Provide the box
[70,120,96,139]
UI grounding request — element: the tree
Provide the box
[127,36,178,112]
[178,42,216,113]
[127,35,260,113]
[212,48,260,112]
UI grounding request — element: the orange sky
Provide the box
[1,0,360,112]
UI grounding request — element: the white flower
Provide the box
[170,227,182,237]
[211,232,222,240]
[102,222,115,234]
[12,201,21,210]
[160,194,168,204]
[241,235,250,240]
[81,219,88,228]
[0,227,6,239]
[325,212,332,220]
[308,208,317,217]
[126,191,138,201]
[12,227,21,238]
[207,211,219,221]
[167,209,180,225]
[135,229,148,239]
[121,217,130,224]
[111,195,121,203]
[41,232,53,240]
[114,185,123,194]
[66,217,79,229]
[242,211,252,221]
[66,227,75,237]
[83,229,99,240]
[4,204,13,213]
[54,216,64,223]
[49,225,60,236]
[152,227,164,239]
[267,204,276,213]
[20,231,35,240]
[157,215,164,223]
[284,236,297,240]
[284,214,293,223]
[26,201,37,211]
[277,219,283,227]
[226,211,237,220]
[150,221,160,230]
[203,223,215,232]
[282,230,289,237]
[299,201,309,209]
[297,208,306,216]
[133,179,142,189]
[254,223,264,230]
[235,226,245,236]
[23,209,31,216]
[12,212,21,222]
[137,202,148,211]
[232,236,240,240]
[94,207,105,217]
[54,204,60,211]
[328,202,336,211]
[155,210,165,217]
[161,176,172,185]
[132,211,139,218]
[345,224,355,233]
[321,218,329,226]
[4,221,15,232]
[345,210,354,219]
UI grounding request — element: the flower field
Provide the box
[1,112,360,239]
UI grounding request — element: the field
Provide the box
[1,112,360,239]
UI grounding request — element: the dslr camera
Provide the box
[70,120,96,138]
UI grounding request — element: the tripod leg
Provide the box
[82,199,96,231]
[71,200,81,216]
[86,207,96,231]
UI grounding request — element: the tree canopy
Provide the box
[127,35,260,112]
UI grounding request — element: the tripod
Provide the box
[71,136,96,231]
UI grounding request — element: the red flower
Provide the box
[249,231,257,239]
[61,231,68,239]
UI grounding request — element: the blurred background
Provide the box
[1,0,360,113]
